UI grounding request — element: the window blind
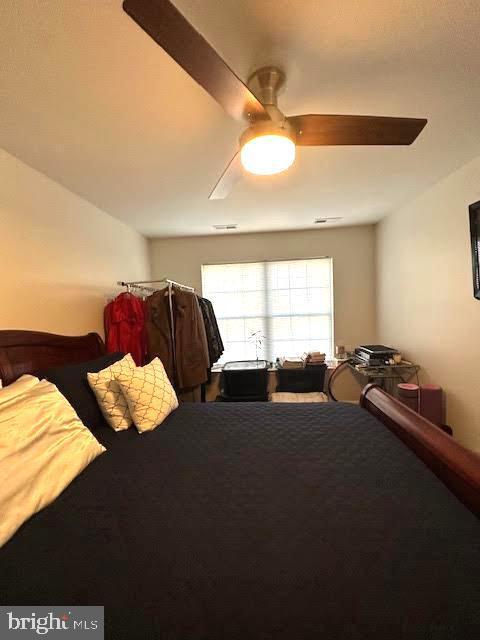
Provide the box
[202,258,333,364]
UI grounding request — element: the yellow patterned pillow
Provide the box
[116,358,178,433]
[87,354,136,431]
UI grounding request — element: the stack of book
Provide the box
[277,357,304,369]
[303,352,326,367]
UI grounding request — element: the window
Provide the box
[201,258,333,364]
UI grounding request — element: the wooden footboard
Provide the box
[360,383,480,517]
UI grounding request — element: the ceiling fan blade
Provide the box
[288,114,427,146]
[123,0,268,123]
[209,152,242,200]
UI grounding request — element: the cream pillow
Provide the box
[117,358,178,433]
[0,379,105,548]
[87,354,136,431]
[0,374,40,406]
[270,391,328,403]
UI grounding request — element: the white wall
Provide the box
[377,155,480,452]
[150,225,377,353]
[150,225,377,400]
[0,149,150,336]
[4,137,480,439]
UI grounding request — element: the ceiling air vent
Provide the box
[314,217,343,224]
[213,224,238,230]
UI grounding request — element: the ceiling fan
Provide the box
[123,0,428,200]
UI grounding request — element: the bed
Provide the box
[0,330,479,639]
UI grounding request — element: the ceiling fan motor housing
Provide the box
[247,66,286,108]
[239,119,296,148]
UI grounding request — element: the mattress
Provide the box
[1,402,479,639]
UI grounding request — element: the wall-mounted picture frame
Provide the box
[469,199,480,299]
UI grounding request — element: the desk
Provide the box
[327,360,420,401]
[207,361,362,402]
[342,361,420,397]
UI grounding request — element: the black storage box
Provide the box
[276,365,327,393]
[219,360,269,401]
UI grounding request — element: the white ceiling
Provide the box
[1,0,480,237]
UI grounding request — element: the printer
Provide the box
[353,344,399,366]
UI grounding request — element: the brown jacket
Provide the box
[145,287,209,390]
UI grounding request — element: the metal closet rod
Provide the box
[117,278,195,292]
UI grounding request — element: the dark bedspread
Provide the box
[1,402,479,639]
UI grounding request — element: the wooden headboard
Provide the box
[0,330,105,386]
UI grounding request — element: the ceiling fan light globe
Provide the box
[240,134,295,176]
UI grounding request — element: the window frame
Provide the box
[201,256,335,363]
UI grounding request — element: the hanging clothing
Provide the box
[144,289,175,382]
[145,287,209,391]
[197,297,224,367]
[177,387,202,403]
[104,292,146,366]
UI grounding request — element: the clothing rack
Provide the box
[108,277,223,402]
[117,278,195,293]
[116,282,156,294]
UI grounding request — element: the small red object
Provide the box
[397,383,419,412]
[419,384,443,426]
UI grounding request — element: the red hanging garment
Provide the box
[104,292,146,365]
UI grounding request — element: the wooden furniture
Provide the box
[361,384,480,517]
[0,329,479,517]
[0,330,104,386]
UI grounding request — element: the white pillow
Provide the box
[0,380,105,548]
[0,374,40,406]
[87,354,136,431]
[116,358,178,433]
[270,391,328,403]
